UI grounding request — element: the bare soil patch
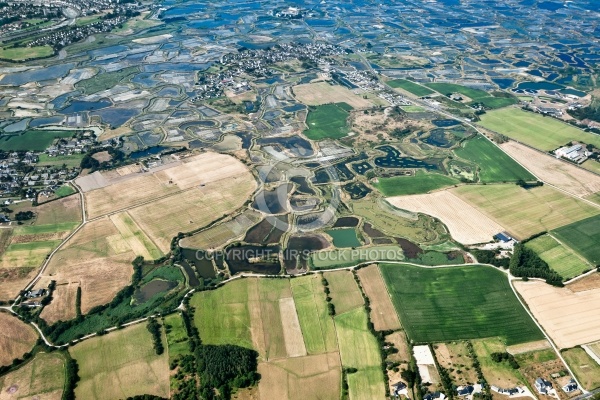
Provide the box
[293,81,373,109]
[279,297,308,358]
[357,265,402,331]
[91,151,112,163]
[387,191,503,244]
[514,280,600,348]
[567,273,600,292]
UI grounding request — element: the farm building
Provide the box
[555,144,588,163]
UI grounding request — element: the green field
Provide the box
[335,307,385,399]
[472,338,526,387]
[426,83,490,100]
[191,279,253,349]
[562,348,600,390]
[38,153,84,168]
[380,264,544,345]
[525,234,591,279]
[374,171,460,196]
[75,66,138,94]
[0,352,65,399]
[401,105,427,113]
[475,96,518,109]
[164,313,191,359]
[479,108,600,151]
[54,185,76,198]
[71,322,170,399]
[0,130,75,152]
[290,275,338,354]
[303,103,351,140]
[388,79,434,96]
[0,46,54,61]
[552,214,600,265]
[15,222,79,235]
[454,135,536,182]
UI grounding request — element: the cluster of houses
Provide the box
[535,377,579,396]
[21,288,47,308]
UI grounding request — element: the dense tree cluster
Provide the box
[63,352,80,400]
[15,211,34,221]
[509,244,563,286]
[490,352,519,369]
[146,318,164,355]
[568,102,600,123]
[471,249,509,269]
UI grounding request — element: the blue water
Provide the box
[0,64,74,86]
[130,146,169,159]
[59,100,112,114]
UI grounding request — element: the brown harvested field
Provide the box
[323,270,364,315]
[454,185,600,240]
[128,173,256,252]
[279,297,307,358]
[258,352,341,400]
[434,342,479,385]
[91,151,112,163]
[0,312,38,367]
[39,283,78,324]
[0,352,65,400]
[386,190,504,244]
[500,141,600,197]
[33,194,82,225]
[293,81,373,109]
[514,280,600,348]
[357,265,401,331]
[84,174,178,218]
[567,273,600,292]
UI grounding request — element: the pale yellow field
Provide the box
[500,141,600,197]
[258,352,341,400]
[110,212,162,260]
[279,297,308,358]
[71,323,169,400]
[293,81,373,109]
[0,352,65,400]
[0,312,38,367]
[453,184,600,240]
[357,265,401,331]
[386,190,504,244]
[39,282,78,324]
[514,280,600,349]
[129,175,256,252]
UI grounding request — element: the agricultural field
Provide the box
[561,348,600,391]
[352,198,449,245]
[0,352,65,399]
[323,270,364,315]
[311,245,404,269]
[293,81,373,108]
[434,341,479,385]
[380,264,544,345]
[110,212,163,260]
[303,103,351,140]
[356,265,402,331]
[71,322,170,400]
[425,83,517,109]
[40,217,139,314]
[552,214,600,266]
[40,282,79,324]
[453,184,600,240]
[335,307,386,400]
[582,159,600,175]
[386,190,504,245]
[387,79,434,96]
[193,277,342,400]
[0,312,38,367]
[374,171,460,196]
[164,313,191,360]
[0,45,53,61]
[0,130,75,152]
[0,195,82,300]
[479,108,600,151]
[514,281,600,348]
[472,338,526,388]
[500,141,600,197]
[525,234,591,280]
[454,135,535,183]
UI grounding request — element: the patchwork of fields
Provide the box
[380,264,544,345]
[71,323,170,399]
[453,184,600,240]
[0,312,38,367]
[0,352,65,399]
[552,214,600,266]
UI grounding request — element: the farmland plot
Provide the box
[0,352,65,400]
[293,82,373,109]
[0,312,38,367]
